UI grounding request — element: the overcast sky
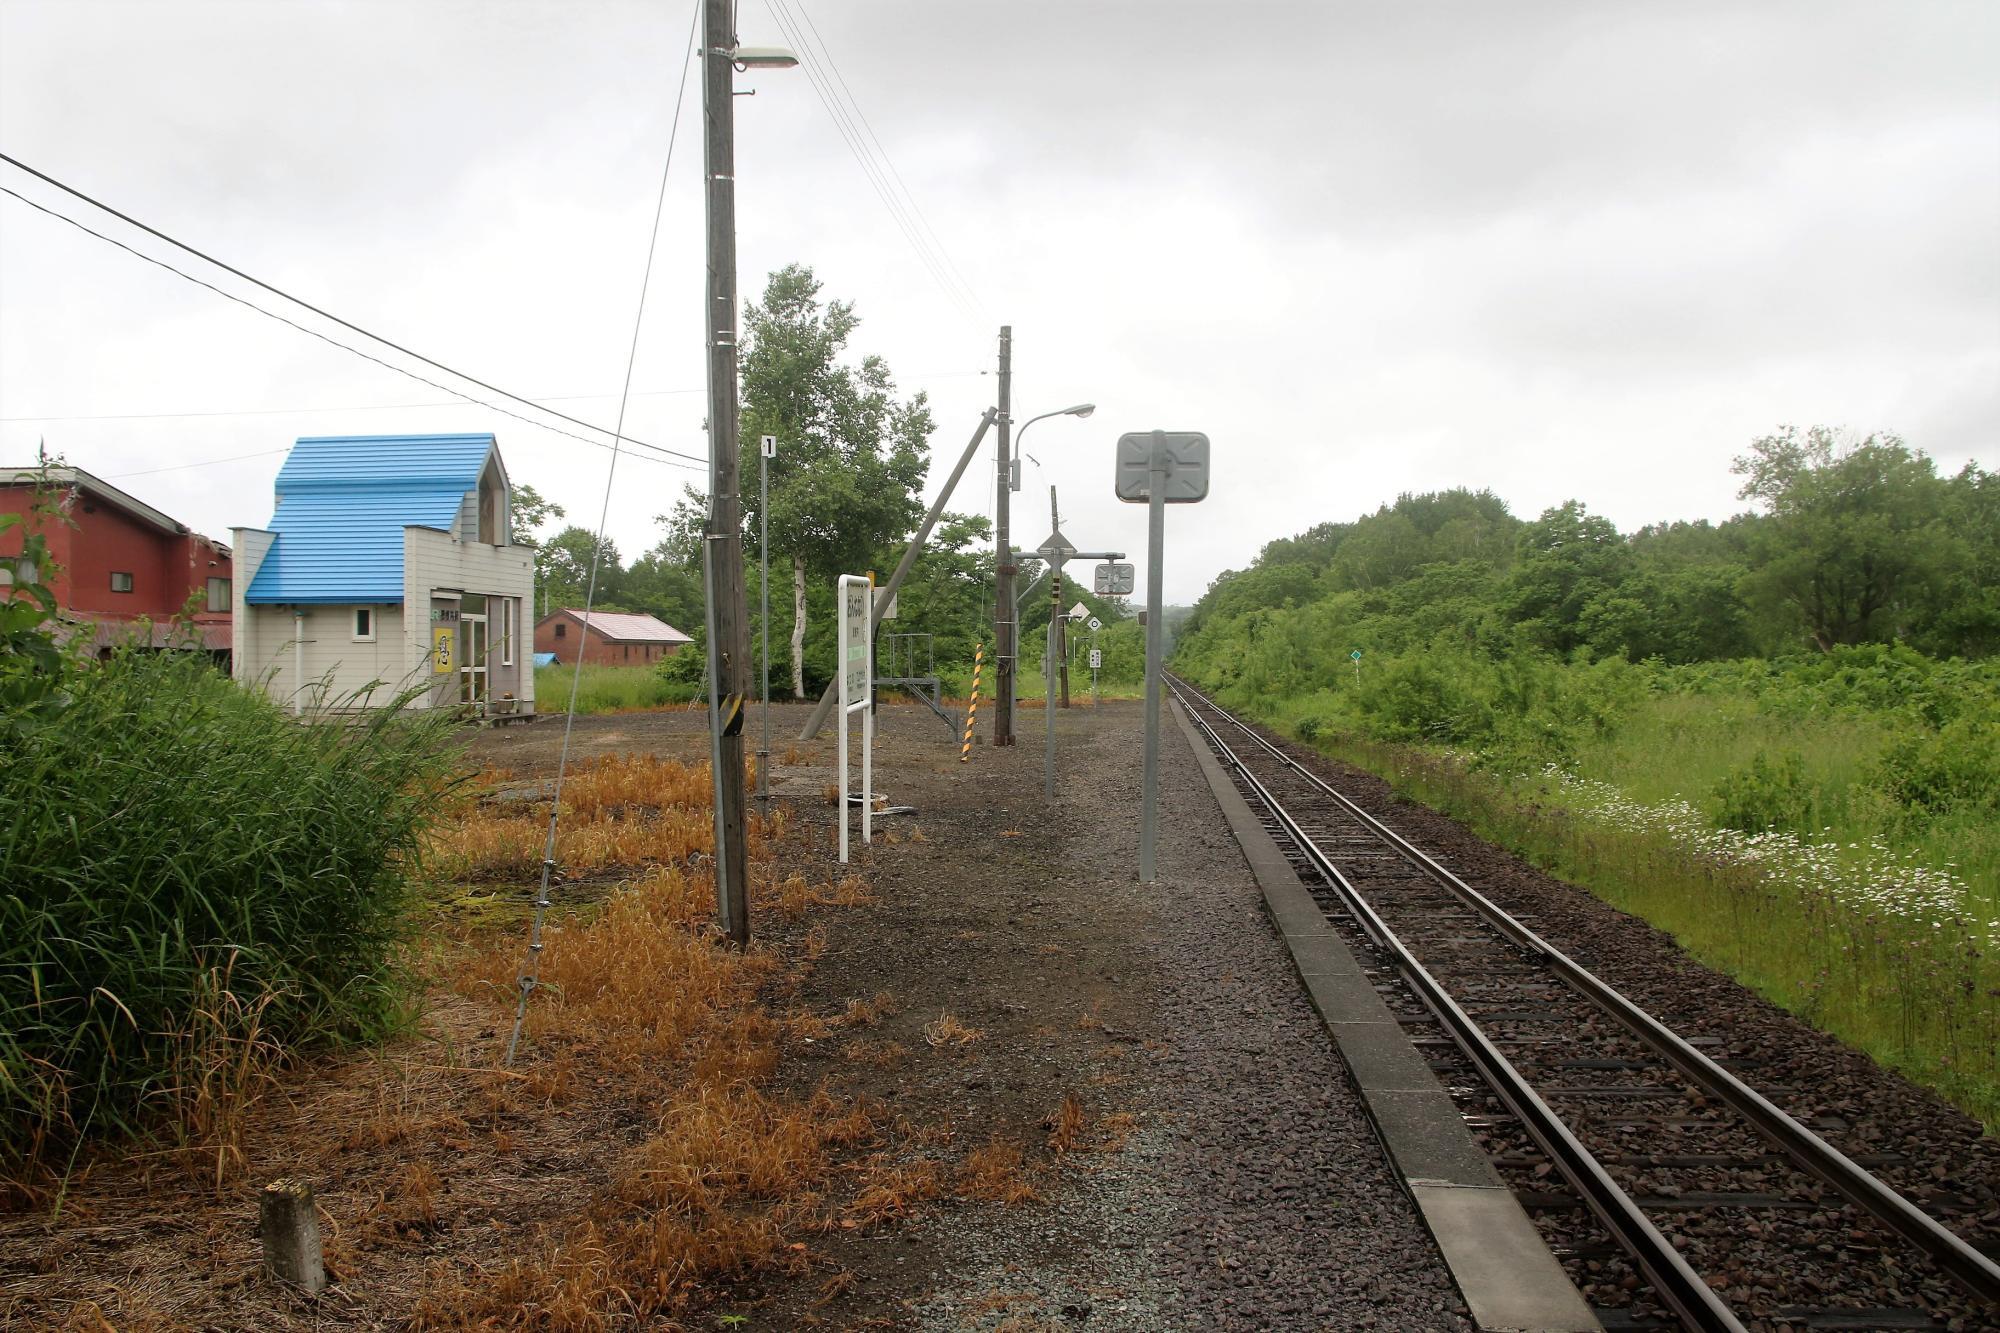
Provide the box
[2,1,1995,604]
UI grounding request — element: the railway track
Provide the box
[1170,677,2000,1332]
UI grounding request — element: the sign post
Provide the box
[836,575,873,862]
[1086,615,1102,702]
[1034,529,1125,797]
[1116,430,1210,883]
[759,435,775,804]
[1351,647,1362,686]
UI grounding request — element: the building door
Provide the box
[459,593,488,706]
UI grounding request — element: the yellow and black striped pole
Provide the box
[960,642,983,762]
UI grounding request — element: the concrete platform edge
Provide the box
[1170,698,1601,1333]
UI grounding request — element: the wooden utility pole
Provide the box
[701,0,750,944]
[991,326,1016,745]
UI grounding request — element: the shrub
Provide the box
[1874,715,2000,817]
[1,645,459,1186]
[1711,751,1816,833]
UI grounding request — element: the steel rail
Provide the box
[1171,676,2000,1308]
[1171,682,1745,1330]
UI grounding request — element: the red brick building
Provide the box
[533,608,691,667]
[0,465,233,658]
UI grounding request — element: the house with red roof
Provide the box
[533,608,692,667]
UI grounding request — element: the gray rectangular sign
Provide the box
[1094,561,1134,595]
[1115,431,1210,503]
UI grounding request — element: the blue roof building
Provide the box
[232,434,536,716]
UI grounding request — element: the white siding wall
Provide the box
[403,526,536,713]
[237,603,412,710]
[229,528,277,689]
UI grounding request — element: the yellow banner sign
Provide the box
[432,627,454,674]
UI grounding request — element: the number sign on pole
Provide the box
[1115,430,1211,883]
[836,575,874,862]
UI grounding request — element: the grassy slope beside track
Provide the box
[1175,657,2000,1130]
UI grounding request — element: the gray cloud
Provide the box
[2,0,1994,605]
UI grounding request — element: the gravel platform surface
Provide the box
[666,698,1477,1331]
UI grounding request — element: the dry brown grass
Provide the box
[1096,1111,1138,1152]
[1044,1091,1086,1155]
[922,1012,984,1048]
[841,992,897,1028]
[151,954,287,1191]
[428,755,785,882]
[765,872,876,920]
[457,865,777,1073]
[839,1039,909,1068]
[840,1154,941,1227]
[955,1138,1042,1205]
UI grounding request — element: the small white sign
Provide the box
[837,575,875,863]
[842,581,871,700]
[1087,616,1102,632]
[761,434,777,458]
[1089,649,1103,669]
[1068,601,1090,621]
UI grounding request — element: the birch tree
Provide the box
[663,264,933,696]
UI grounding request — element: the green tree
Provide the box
[1501,501,1631,654]
[1733,427,1954,652]
[536,526,623,613]
[666,263,934,696]
[510,483,564,548]
[621,542,705,635]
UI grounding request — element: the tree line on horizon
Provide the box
[1180,426,1997,669]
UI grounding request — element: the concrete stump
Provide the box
[258,1177,326,1296]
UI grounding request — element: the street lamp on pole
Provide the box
[995,401,1093,744]
[1009,403,1095,491]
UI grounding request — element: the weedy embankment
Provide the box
[2,750,1044,1330]
[1,645,459,1202]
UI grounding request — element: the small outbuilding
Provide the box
[533,608,692,668]
[232,433,535,715]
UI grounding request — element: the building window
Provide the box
[501,598,514,666]
[554,622,566,639]
[110,571,134,593]
[206,577,231,612]
[353,607,375,642]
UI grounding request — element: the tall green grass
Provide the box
[535,664,702,715]
[1,648,460,1189]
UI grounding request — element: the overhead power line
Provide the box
[0,369,988,425]
[1,184,701,474]
[761,0,988,330]
[787,0,986,319]
[0,151,708,469]
[110,448,291,479]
